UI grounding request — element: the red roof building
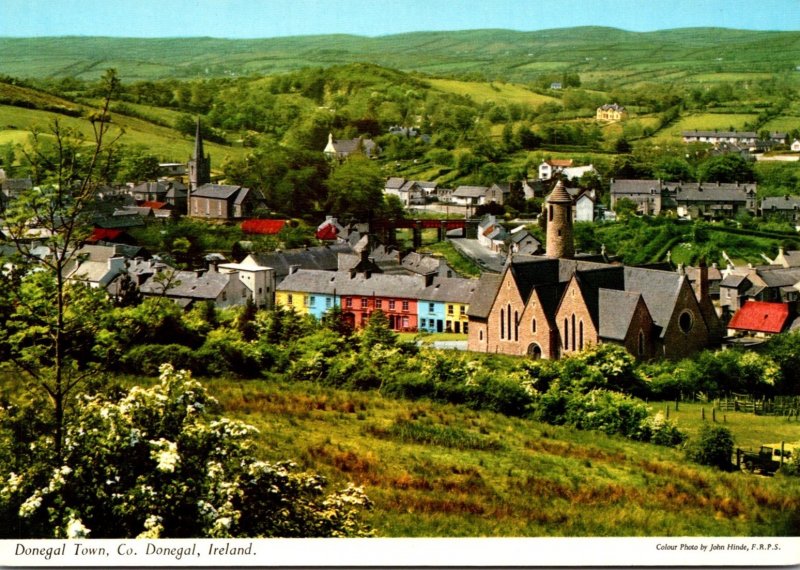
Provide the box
[727,301,791,335]
[87,228,124,244]
[140,201,169,210]
[241,219,287,235]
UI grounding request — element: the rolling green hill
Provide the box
[1,28,799,85]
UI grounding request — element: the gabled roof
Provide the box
[133,181,169,195]
[720,273,750,288]
[728,301,791,334]
[466,273,503,319]
[385,177,406,190]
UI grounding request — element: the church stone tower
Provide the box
[545,180,574,259]
[188,117,211,192]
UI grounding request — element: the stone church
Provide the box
[467,181,723,360]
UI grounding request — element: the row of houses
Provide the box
[610,179,758,218]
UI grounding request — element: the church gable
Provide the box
[658,277,712,359]
[486,266,528,355]
[555,276,598,356]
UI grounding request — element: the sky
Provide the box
[2,0,800,38]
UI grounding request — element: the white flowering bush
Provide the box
[0,364,372,538]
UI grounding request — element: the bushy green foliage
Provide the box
[685,424,736,471]
[0,365,372,538]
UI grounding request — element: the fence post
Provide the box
[736,448,741,469]
[712,408,716,423]
[675,399,679,412]
[665,405,669,419]
[781,442,786,467]
[702,407,706,421]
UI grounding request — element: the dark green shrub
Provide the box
[686,424,735,470]
[636,412,687,447]
[120,344,195,375]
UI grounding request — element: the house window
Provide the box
[514,310,519,341]
[507,304,512,341]
[287,294,293,305]
[309,296,316,307]
[345,298,353,308]
[389,300,396,311]
[500,309,505,340]
[402,316,409,328]
[303,295,309,307]
[532,318,537,333]
[479,330,483,341]
[448,304,454,315]
[564,318,569,350]
[579,319,584,350]
[429,303,435,313]
[376,299,383,309]
[638,330,645,356]
[464,322,468,334]
[326,297,332,308]
[402,301,409,312]
[361,297,368,309]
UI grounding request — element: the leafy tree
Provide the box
[118,145,161,183]
[0,69,122,459]
[325,156,384,221]
[696,154,754,183]
[686,424,735,471]
[359,310,397,350]
[0,364,372,538]
[613,197,638,220]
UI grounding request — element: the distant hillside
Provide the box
[1,27,799,84]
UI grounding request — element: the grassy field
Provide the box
[198,376,800,537]
[0,103,246,165]
[427,78,558,106]
[652,113,759,142]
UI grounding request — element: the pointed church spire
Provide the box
[188,116,211,192]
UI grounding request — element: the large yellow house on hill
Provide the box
[596,103,627,122]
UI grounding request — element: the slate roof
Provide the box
[277,270,426,299]
[385,177,406,190]
[755,267,800,288]
[720,273,750,288]
[598,289,644,341]
[574,266,626,327]
[610,179,662,195]
[248,244,353,282]
[728,301,790,334]
[623,267,685,338]
[192,184,245,200]
[453,185,489,198]
[401,252,444,275]
[674,183,754,203]
[466,273,503,318]
[140,268,231,300]
[420,277,477,304]
[682,130,757,139]
[762,195,800,211]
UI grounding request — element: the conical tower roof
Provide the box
[546,180,572,203]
